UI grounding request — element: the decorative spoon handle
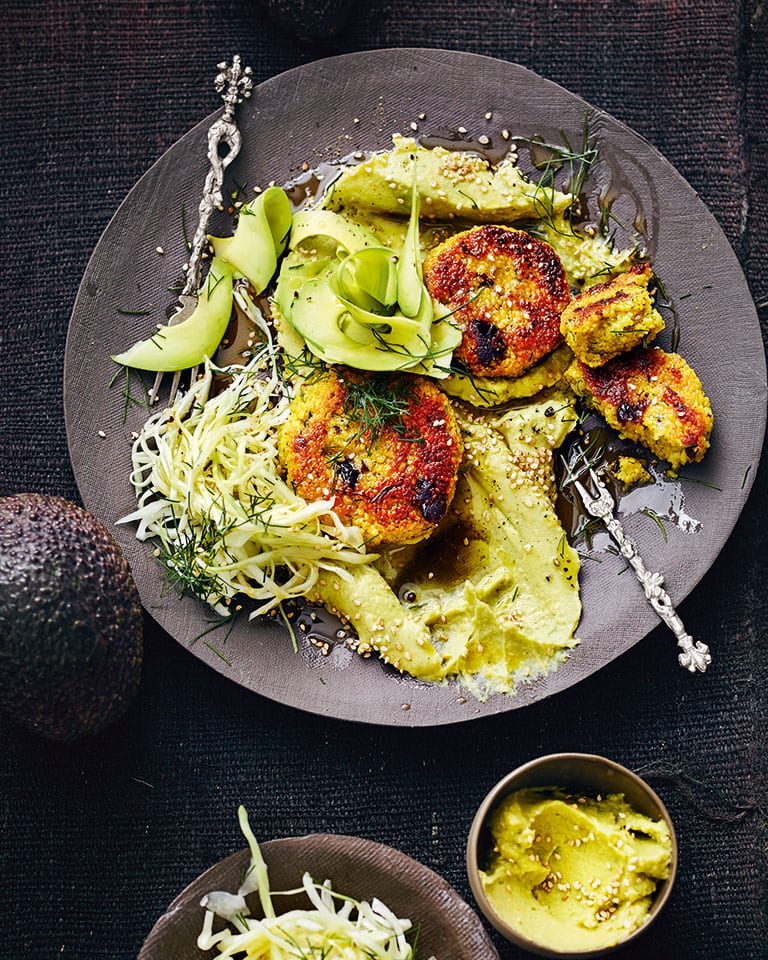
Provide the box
[149,56,253,405]
[182,55,253,298]
[573,468,711,673]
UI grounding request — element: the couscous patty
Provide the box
[560,264,664,367]
[565,346,713,468]
[278,368,464,545]
[423,225,570,378]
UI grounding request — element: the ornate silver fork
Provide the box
[572,467,712,673]
[150,55,253,405]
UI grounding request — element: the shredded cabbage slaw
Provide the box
[197,807,429,959]
[119,299,374,618]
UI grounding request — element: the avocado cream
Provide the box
[481,788,673,951]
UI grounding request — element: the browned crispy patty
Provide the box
[278,368,464,546]
[565,346,713,468]
[560,264,665,367]
[423,225,570,378]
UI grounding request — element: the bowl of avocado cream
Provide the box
[467,754,677,957]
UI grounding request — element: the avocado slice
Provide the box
[0,494,143,741]
[209,186,292,291]
[289,209,379,256]
[112,257,234,372]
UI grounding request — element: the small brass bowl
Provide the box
[466,753,677,958]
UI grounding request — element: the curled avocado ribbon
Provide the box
[209,185,292,291]
[113,187,292,372]
[278,181,461,377]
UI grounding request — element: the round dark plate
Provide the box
[137,834,499,960]
[64,49,766,726]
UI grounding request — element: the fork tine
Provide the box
[588,467,611,497]
[167,370,182,405]
[149,371,164,405]
[572,478,590,503]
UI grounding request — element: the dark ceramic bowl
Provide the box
[66,49,765,728]
[466,753,678,958]
[139,833,499,960]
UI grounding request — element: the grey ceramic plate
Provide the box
[64,49,766,726]
[137,834,499,960]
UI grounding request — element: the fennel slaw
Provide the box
[197,807,430,960]
[119,317,374,619]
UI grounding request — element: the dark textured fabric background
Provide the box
[1,2,767,957]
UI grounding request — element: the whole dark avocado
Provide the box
[258,0,353,40]
[0,493,143,742]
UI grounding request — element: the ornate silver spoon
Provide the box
[150,55,253,404]
[572,467,712,673]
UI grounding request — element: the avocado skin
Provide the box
[0,494,143,742]
[259,0,353,40]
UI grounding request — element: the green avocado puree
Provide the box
[274,136,648,690]
[325,134,571,223]
[481,788,672,951]
[309,388,581,693]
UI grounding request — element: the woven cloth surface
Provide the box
[1,2,767,958]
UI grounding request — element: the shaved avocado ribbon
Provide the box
[397,177,428,319]
[290,209,379,258]
[332,246,399,316]
[209,185,292,292]
[112,258,235,372]
[279,182,460,377]
[114,188,291,373]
